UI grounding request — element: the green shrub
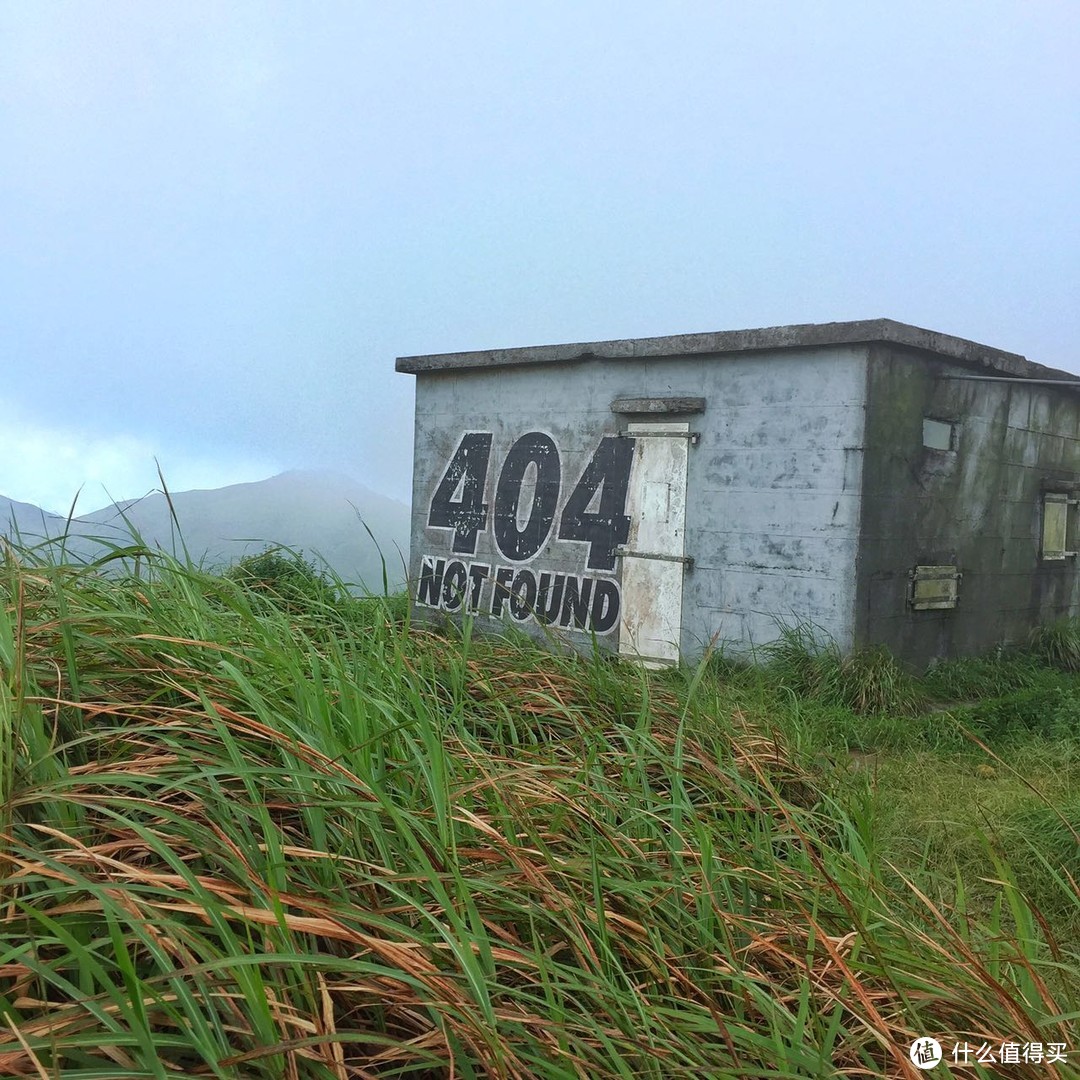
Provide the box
[225,545,339,609]
[1029,617,1080,672]
[763,624,923,715]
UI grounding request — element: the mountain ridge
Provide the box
[1,470,411,592]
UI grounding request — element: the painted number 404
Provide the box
[427,431,634,570]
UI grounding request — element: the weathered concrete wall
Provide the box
[856,345,1080,666]
[681,347,866,654]
[407,346,868,657]
[408,359,648,646]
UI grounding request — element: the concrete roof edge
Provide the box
[395,319,1069,381]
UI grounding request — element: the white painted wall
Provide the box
[681,347,868,655]
[409,345,868,658]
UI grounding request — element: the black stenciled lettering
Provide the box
[560,575,594,629]
[493,432,561,561]
[557,436,634,570]
[416,557,446,607]
[590,578,620,633]
[440,560,468,611]
[536,572,565,625]
[508,569,538,621]
[467,563,490,611]
[427,432,492,554]
[491,566,514,617]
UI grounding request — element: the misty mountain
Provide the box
[1,471,411,592]
[0,493,73,540]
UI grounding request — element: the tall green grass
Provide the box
[0,545,1076,1077]
[1029,617,1080,673]
[761,623,924,716]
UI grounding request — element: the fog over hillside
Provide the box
[0,495,71,546]
[1,470,410,592]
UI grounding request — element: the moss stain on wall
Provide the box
[858,345,1080,667]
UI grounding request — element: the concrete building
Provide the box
[397,320,1080,668]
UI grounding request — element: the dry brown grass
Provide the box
[0,555,1075,1077]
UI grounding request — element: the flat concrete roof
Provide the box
[396,318,1075,383]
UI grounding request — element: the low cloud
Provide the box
[1,405,278,515]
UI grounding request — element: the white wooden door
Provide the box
[618,421,690,665]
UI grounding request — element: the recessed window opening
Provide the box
[910,564,962,610]
[923,418,956,451]
[1042,492,1078,561]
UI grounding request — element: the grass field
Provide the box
[0,543,1077,1077]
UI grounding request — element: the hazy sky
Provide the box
[3,1,1078,513]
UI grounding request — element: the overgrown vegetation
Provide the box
[225,545,342,609]
[760,622,924,715]
[1029,616,1080,673]
[0,544,1077,1077]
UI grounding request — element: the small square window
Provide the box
[1042,493,1077,560]
[923,418,956,451]
[910,565,962,610]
